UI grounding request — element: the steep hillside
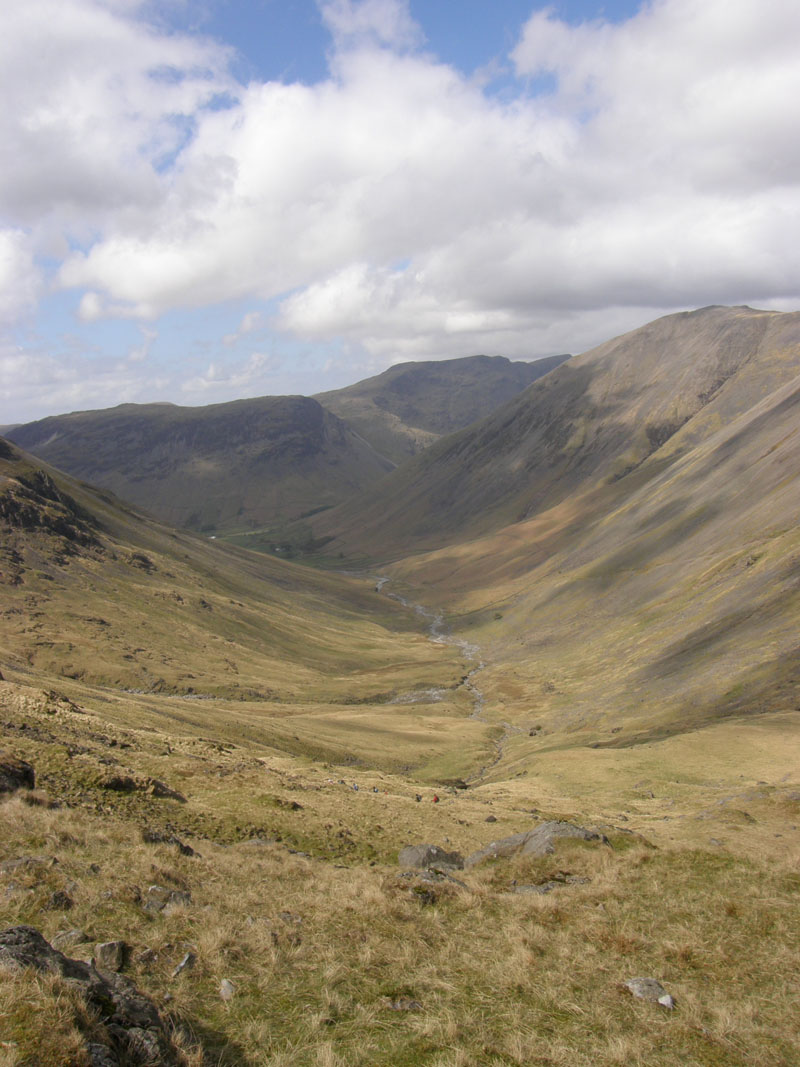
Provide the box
[8,396,392,535]
[316,352,569,464]
[312,307,800,558]
[387,355,800,744]
[3,317,800,1067]
[0,437,479,776]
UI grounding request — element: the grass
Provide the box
[2,762,800,1066]
[3,423,800,1064]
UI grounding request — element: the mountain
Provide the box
[7,395,392,535]
[318,305,800,749]
[8,355,565,537]
[3,312,800,1066]
[0,434,468,766]
[311,306,800,558]
[315,352,570,464]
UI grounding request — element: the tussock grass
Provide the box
[2,704,800,1066]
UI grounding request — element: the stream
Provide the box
[374,576,521,782]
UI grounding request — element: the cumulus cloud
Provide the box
[181,351,280,399]
[3,0,800,417]
[0,340,158,422]
[223,311,264,346]
[320,0,422,51]
[0,230,41,323]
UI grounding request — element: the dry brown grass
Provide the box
[2,711,800,1067]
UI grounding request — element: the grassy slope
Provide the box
[7,396,393,535]
[3,307,800,1063]
[311,306,800,558]
[0,439,484,781]
[316,354,569,465]
[2,682,799,1067]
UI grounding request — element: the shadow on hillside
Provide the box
[591,645,800,750]
[644,584,800,682]
[172,1012,251,1067]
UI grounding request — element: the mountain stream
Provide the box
[374,577,519,782]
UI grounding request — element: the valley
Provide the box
[2,310,800,1066]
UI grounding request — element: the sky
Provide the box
[2,0,799,424]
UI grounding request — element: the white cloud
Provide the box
[0,341,154,422]
[127,325,157,363]
[320,0,422,52]
[223,310,264,346]
[181,351,280,399]
[2,0,800,417]
[0,230,41,323]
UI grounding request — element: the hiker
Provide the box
[352,783,359,792]
[415,794,422,802]
[433,794,439,803]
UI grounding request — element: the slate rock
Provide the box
[512,874,590,895]
[95,941,128,973]
[141,829,196,856]
[382,996,422,1011]
[397,844,465,870]
[144,885,191,913]
[465,820,609,868]
[87,1043,119,1067]
[0,753,35,794]
[146,779,187,803]
[0,925,184,1064]
[624,976,676,1009]
[102,775,138,793]
[0,854,57,875]
[46,889,74,910]
[53,928,90,950]
[171,952,196,978]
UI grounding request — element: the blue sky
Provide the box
[2,0,799,423]
[176,1,641,87]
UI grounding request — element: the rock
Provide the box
[465,820,609,868]
[52,928,90,950]
[624,977,675,1009]
[382,996,422,1011]
[220,978,236,1001]
[45,889,74,910]
[146,779,187,803]
[397,844,465,870]
[94,941,128,973]
[0,854,57,875]
[171,951,196,977]
[512,874,590,895]
[87,1043,118,1067]
[143,885,191,913]
[396,868,468,889]
[485,815,497,823]
[0,925,184,1065]
[102,775,137,793]
[141,829,196,856]
[0,753,35,794]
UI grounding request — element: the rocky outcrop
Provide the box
[102,775,186,802]
[465,820,609,868]
[397,843,465,870]
[0,753,35,794]
[0,925,185,1064]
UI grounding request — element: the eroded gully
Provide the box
[374,577,521,783]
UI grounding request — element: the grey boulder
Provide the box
[397,844,465,870]
[465,820,608,868]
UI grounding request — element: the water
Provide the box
[375,576,486,719]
